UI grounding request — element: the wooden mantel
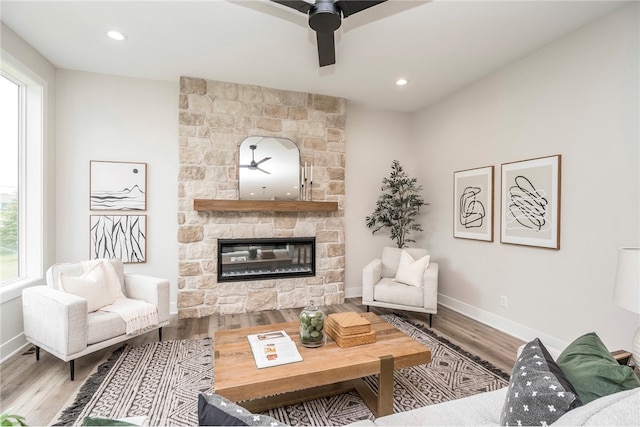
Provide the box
[193,199,339,212]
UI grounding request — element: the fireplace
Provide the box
[217,237,316,282]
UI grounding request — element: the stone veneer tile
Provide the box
[178,77,345,319]
[180,77,207,95]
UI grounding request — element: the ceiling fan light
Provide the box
[106,30,127,41]
[396,78,408,86]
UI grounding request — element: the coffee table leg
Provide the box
[352,354,395,417]
[377,355,395,416]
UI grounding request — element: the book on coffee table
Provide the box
[247,330,303,369]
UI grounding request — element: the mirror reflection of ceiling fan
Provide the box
[270,0,388,67]
[240,144,272,174]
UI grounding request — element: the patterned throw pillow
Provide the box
[500,338,582,426]
[198,393,282,426]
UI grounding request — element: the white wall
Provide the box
[0,23,56,361]
[344,105,413,297]
[410,4,639,351]
[56,70,179,311]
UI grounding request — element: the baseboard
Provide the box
[1,332,29,364]
[345,287,361,299]
[438,294,568,355]
[343,288,567,354]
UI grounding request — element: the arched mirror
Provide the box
[239,136,300,200]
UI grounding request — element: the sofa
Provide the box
[347,387,639,426]
[355,332,640,426]
[199,332,640,426]
[200,387,639,427]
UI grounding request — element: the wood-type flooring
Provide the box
[0,299,524,426]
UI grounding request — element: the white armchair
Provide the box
[22,259,170,380]
[362,247,438,327]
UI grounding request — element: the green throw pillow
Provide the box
[556,332,640,404]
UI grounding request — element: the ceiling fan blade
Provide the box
[270,0,313,14]
[256,157,272,166]
[335,0,387,18]
[257,167,272,174]
[316,31,336,67]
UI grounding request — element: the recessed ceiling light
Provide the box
[396,78,408,86]
[106,30,127,41]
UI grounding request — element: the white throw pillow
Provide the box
[60,262,113,312]
[59,261,122,312]
[394,250,430,287]
[100,260,126,301]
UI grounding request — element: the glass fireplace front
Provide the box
[217,237,315,282]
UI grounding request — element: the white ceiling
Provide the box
[0,0,631,112]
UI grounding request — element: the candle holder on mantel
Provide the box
[301,178,312,201]
[300,162,314,201]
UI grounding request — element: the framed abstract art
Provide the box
[500,155,561,249]
[90,161,147,210]
[454,166,494,242]
[90,215,147,263]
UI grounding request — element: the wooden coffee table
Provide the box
[214,312,431,417]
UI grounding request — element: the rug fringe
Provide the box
[53,346,126,426]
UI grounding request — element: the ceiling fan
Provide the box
[271,0,388,67]
[240,144,272,174]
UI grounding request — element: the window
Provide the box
[0,74,20,283]
[0,57,44,293]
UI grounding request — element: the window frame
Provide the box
[0,54,46,302]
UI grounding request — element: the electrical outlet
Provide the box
[500,295,508,308]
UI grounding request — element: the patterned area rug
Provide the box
[55,314,509,426]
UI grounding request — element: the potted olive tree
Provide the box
[365,160,428,248]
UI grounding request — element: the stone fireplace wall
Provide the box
[177,77,346,318]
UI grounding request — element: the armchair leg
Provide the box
[158,327,163,342]
[366,306,370,312]
[35,346,40,361]
[429,314,432,328]
[70,360,75,381]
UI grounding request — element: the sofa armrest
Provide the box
[422,262,438,311]
[22,286,88,358]
[553,388,640,426]
[124,274,170,324]
[362,259,382,303]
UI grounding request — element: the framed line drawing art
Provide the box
[90,215,147,263]
[501,155,561,249]
[90,161,147,210]
[454,166,494,242]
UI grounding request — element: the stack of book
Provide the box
[325,312,376,348]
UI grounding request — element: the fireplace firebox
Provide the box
[217,237,316,282]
